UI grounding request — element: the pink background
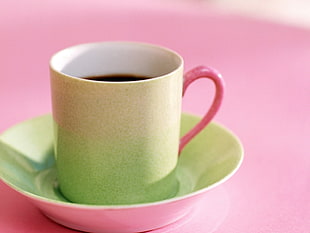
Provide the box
[0,1,309,232]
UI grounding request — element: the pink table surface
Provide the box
[0,1,309,232]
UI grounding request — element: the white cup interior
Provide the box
[50,42,183,79]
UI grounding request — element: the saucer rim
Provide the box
[0,113,244,210]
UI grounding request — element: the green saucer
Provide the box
[0,113,243,205]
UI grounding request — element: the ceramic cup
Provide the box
[50,41,224,205]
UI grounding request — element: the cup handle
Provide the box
[179,66,225,155]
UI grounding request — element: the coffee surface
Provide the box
[82,74,152,82]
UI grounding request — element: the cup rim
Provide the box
[49,41,184,84]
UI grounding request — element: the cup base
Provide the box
[56,176,180,205]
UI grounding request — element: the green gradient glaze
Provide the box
[51,65,183,204]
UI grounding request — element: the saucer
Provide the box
[0,113,243,233]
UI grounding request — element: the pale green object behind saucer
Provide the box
[0,114,243,205]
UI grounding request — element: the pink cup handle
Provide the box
[179,66,225,155]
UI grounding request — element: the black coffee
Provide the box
[82,74,152,82]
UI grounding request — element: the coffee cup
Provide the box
[50,41,224,205]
